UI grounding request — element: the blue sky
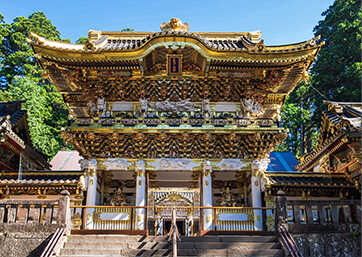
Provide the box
[1,0,334,45]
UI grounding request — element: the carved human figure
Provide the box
[87,101,97,116]
[185,215,193,236]
[97,97,106,113]
[219,186,236,207]
[78,175,86,191]
[156,216,163,235]
[202,99,210,114]
[139,98,148,112]
[110,187,127,206]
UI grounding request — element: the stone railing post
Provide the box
[275,191,287,228]
[58,191,71,233]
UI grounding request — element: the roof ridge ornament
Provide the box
[160,18,189,32]
[85,39,96,51]
[246,31,262,44]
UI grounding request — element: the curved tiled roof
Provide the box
[0,170,86,196]
[0,101,26,125]
[323,103,361,131]
[0,178,79,184]
[97,32,257,52]
[297,102,362,170]
[265,172,355,188]
[0,171,84,185]
[28,31,322,55]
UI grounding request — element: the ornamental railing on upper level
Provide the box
[74,112,276,128]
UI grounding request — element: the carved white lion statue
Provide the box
[240,98,264,118]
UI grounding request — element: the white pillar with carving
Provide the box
[202,161,213,231]
[135,160,146,230]
[251,159,269,231]
[80,159,98,229]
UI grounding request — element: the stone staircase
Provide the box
[57,234,284,257]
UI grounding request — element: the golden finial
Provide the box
[160,18,189,32]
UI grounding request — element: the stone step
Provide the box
[59,254,283,257]
[179,241,280,249]
[66,235,179,243]
[63,241,280,250]
[59,254,126,257]
[63,241,170,250]
[59,234,283,257]
[59,248,171,256]
[177,248,283,257]
[59,255,173,257]
[180,235,278,243]
[67,234,277,243]
[59,248,283,257]
[67,234,147,241]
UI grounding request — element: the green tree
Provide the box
[279,0,361,157]
[312,0,361,104]
[277,81,319,156]
[0,76,68,158]
[0,11,68,160]
[0,11,61,87]
[75,36,88,44]
[121,28,135,32]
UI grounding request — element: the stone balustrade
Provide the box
[276,197,361,233]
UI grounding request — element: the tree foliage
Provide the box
[279,0,361,156]
[121,28,135,32]
[313,0,361,103]
[0,76,68,158]
[75,36,88,44]
[0,11,68,160]
[0,12,61,87]
[276,81,319,156]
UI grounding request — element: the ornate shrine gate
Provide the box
[29,18,322,234]
[148,188,199,236]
